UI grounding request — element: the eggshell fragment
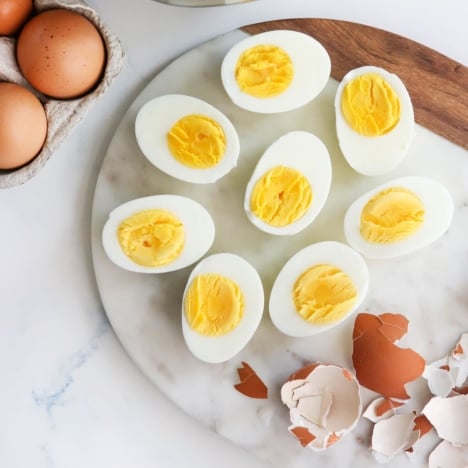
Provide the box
[423,333,468,397]
[352,312,426,399]
[281,363,361,451]
[429,440,468,468]
[370,412,431,462]
[363,397,406,423]
[234,362,268,399]
[422,394,468,446]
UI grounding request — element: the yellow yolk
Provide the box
[360,187,425,243]
[118,209,184,267]
[235,44,293,98]
[167,114,226,168]
[184,274,244,336]
[341,72,401,136]
[250,166,312,227]
[293,264,357,325]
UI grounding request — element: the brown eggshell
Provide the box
[290,426,316,447]
[0,0,33,36]
[16,8,106,99]
[375,397,405,417]
[233,361,268,399]
[0,81,47,169]
[412,414,432,438]
[352,312,426,399]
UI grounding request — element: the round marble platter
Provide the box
[91,28,468,468]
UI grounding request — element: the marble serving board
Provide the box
[91,21,468,468]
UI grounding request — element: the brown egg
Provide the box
[0,0,33,36]
[0,82,48,170]
[16,8,106,99]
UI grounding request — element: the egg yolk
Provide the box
[293,264,357,325]
[167,114,226,168]
[184,274,244,336]
[118,209,184,266]
[235,44,293,98]
[341,73,401,136]
[250,166,312,227]
[360,187,425,243]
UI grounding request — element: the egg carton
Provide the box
[0,0,125,189]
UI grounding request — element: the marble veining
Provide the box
[32,315,110,420]
[91,30,468,467]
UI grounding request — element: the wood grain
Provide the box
[242,19,468,150]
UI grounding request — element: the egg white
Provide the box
[182,253,264,364]
[244,131,332,235]
[269,241,369,337]
[221,30,331,114]
[335,66,414,176]
[344,176,454,259]
[135,94,240,184]
[102,194,215,273]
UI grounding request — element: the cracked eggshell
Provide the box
[281,363,362,451]
[371,413,418,461]
[233,361,268,399]
[429,440,468,468]
[424,333,468,397]
[363,397,406,423]
[352,312,426,399]
[422,394,468,446]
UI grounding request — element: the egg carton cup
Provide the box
[0,0,125,189]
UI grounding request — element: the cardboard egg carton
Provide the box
[0,0,125,188]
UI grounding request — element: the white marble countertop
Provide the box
[1,1,467,467]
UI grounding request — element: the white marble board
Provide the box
[91,27,468,468]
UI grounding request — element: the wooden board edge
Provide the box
[242,19,468,150]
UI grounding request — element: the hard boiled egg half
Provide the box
[244,131,332,236]
[221,30,331,113]
[335,66,414,176]
[269,241,369,337]
[135,94,240,184]
[344,176,454,259]
[102,194,215,273]
[182,253,264,363]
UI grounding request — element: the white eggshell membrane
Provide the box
[102,195,215,273]
[244,131,332,236]
[423,333,468,397]
[371,413,420,461]
[344,176,454,259]
[221,30,331,114]
[422,395,468,446]
[269,241,369,337]
[281,364,362,451]
[135,94,240,184]
[429,440,468,468]
[363,397,406,423]
[335,66,414,176]
[182,253,264,364]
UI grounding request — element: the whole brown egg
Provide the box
[16,8,106,99]
[0,0,33,36]
[0,82,48,170]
